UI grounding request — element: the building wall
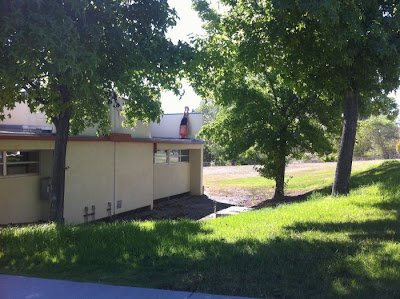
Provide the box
[79,118,150,138]
[0,138,203,225]
[153,163,190,200]
[63,142,115,224]
[153,143,203,200]
[114,143,153,214]
[39,150,53,220]
[150,113,203,139]
[1,103,204,139]
[1,103,50,128]
[0,139,54,151]
[2,102,151,138]
[155,142,203,151]
[63,141,154,224]
[190,149,204,196]
[109,99,151,138]
[0,176,43,224]
[111,110,151,138]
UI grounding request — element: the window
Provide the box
[154,150,168,164]
[0,152,3,176]
[170,149,190,163]
[0,151,40,176]
[153,149,190,164]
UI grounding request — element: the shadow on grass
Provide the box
[0,221,367,297]
[2,221,399,298]
[282,160,400,297]
[255,160,400,210]
[1,161,399,298]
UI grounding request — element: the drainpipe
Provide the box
[113,141,116,217]
[110,102,116,218]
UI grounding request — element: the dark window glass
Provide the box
[170,149,190,163]
[180,150,190,162]
[7,163,39,175]
[5,151,39,175]
[6,151,39,163]
[0,152,3,176]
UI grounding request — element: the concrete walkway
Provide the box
[0,274,254,299]
[216,206,253,218]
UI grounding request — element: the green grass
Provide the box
[1,161,400,298]
[205,161,385,195]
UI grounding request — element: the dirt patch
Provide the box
[203,162,336,180]
[204,188,274,207]
[203,165,260,179]
[113,161,385,222]
[202,161,384,208]
[113,191,310,222]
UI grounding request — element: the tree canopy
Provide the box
[354,116,400,159]
[195,100,219,126]
[1,0,188,130]
[192,0,400,195]
[0,0,189,221]
[198,73,339,197]
[189,1,340,197]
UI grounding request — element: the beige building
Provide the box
[0,104,203,224]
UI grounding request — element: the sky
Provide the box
[160,1,205,114]
[162,1,400,115]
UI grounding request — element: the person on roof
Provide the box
[179,106,189,138]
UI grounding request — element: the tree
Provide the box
[200,75,338,198]
[0,0,189,222]
[195,99,219,125]
[193,0,400,195]
[194,100,225,164]
[354,116,400,159]
[188,3,339,197]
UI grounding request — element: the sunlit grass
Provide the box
[205,160,385,195]
[1,161,400,297]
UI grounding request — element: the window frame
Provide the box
[0,150,40,178]
[169,149,190,164]
[153,149,168,165]
[153,149,190,165]
[0,151,4,176]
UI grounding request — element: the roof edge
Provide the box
[0,133,204,144]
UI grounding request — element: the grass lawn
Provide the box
[1,161,400,297]
[204,160,386,199]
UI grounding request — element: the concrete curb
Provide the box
[0,274,255,299]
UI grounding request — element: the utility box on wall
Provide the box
[40,178,52,200]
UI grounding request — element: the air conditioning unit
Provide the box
[40,178,52,200]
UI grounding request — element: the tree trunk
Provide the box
[274,153,286,199]
[49,86,71,222]
[332,90,359,196]
[381,147,390,160]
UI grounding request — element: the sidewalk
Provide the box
[0,274,254,299]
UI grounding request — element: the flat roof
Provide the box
[0,132,204,144]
